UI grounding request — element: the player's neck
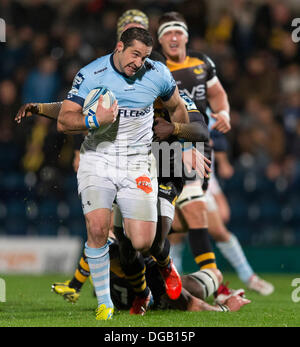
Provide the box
[164,50,186,64]
[111,51,130,78]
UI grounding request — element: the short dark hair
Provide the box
[120,27,153,50]
[158,12,187,27]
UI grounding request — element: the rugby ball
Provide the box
[83,87,116,133]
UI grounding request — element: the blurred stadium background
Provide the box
[0,0,299,275]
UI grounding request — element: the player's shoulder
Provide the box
[188,49,216,68]
[79,54,111,77]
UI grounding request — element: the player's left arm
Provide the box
[154,116,209,142]
[15,102,63,123]
[154,91,209,142]
[207,80,231,133]
[161,86,189,124]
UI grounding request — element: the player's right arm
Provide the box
[57,65,119,134]
[57,100,87,134]
[57,97,118,134]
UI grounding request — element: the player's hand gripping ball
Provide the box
[83,87,117,133]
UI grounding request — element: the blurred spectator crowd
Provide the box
[0,0,299,245]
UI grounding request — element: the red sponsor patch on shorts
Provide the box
[135,175,153,194]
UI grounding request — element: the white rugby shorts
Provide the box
[78,152,158,222]
[176,179,206,209]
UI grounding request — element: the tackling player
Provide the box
[54,233,250,313]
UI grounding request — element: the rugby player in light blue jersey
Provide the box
[57,27,189,320]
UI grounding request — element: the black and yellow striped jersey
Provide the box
[165,51,217,125]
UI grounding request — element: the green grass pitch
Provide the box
[0,273,299,327]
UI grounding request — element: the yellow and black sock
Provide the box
[69,253,90,292]
[125,266,149,298]
[188,228,217,270]
[151,238,171,269]
[123,254,150,298]
[115,226,150,298]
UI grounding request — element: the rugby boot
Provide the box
[52,280,80,303]
[159,259,182,300]
[130,291,153,315]
[214,282,245,305]
[247,275,274,295]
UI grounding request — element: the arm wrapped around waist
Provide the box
[38,102,63,120]
[173,120,209,142]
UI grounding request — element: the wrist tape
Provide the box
[217,304,230,312]
[85,115,100,129]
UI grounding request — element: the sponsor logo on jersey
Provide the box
[124,85,136,91]
[118,106,152,118]
[94,67,108,75]
[180,84,206,100]
[136,175,153,194]
[159,184,172,192]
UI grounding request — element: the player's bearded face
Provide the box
[159,30,188,59]
[117,40,152,77]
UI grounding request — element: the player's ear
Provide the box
[116,41,124,53]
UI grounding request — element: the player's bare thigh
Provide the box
[123,218,157,253]
[181,200,208,228]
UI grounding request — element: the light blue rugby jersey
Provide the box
[67,53,176,158]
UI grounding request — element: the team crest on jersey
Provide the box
[135,175,153,194]
[73,72,85,89]
[67,72,85,98]
[193,67,204,75]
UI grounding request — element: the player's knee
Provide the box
[131,238,153,253]
[214,233,230,243]
[86,217,109,246]
[210,226,231,242]
[150,239,164,256]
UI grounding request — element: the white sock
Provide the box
[216,233,254,283]
[85,242,113,308]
